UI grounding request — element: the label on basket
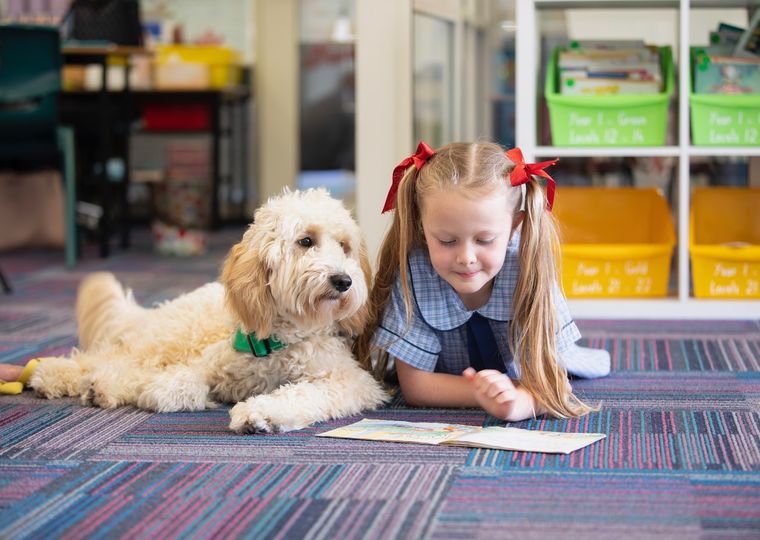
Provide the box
[702,262,760,297]
[564,259,664,297]
[566,110,653,146]
[701,110,760,146]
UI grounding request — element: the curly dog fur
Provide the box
[30,189,389,433]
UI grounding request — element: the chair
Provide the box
[0,23,77,272]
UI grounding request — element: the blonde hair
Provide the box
[353,141,593,418]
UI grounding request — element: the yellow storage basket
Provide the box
[554,187,675,298]
[155,45,242,89]
[690,187,760,298]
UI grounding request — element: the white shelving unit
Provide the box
[516,0,760,319]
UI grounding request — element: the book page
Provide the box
[444,426,606,454]
[317,418,482,445]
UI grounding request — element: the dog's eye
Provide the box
[298,236,314,248]
[340,241,351,255]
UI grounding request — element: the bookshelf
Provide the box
[515,0,760,319]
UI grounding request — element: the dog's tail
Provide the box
[76,272,143,351]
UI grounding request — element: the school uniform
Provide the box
[372,233,603,379]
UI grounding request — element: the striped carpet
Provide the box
[1,231,759,539]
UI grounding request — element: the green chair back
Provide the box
[0,24,61,143]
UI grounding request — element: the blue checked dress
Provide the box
[372,234,583,379]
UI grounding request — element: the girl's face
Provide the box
[420,188,513,310]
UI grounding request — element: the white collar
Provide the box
[407,233,520,331]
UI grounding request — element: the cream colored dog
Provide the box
[30,188,388,433]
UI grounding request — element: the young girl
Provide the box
[354,141,610,421]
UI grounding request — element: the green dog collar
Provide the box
[233,328,286,357]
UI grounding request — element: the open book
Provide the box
[318,419,605,455]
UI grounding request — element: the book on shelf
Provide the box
[693,54,760,95]
[692,19,760,95]
[734,10,760,58]
[569,39,647,50]
[560,75,661,96]
[558,42,662,95]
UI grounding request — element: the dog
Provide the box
[30,188,389,433]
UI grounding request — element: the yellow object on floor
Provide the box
[18,358,40,384]
[0,358,44,394]
[0,381,23,395]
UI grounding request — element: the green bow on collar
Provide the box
[233,328,286,357]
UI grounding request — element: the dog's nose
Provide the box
[330,273,352,293]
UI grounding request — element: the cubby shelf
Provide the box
[516,0,760,319]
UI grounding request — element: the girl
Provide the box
[354,141,610,421]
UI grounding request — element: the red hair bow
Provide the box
[382,141,436,214]
[506,147,559,211]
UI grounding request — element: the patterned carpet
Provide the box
[1,231,759,539]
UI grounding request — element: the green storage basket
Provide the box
[544,46,674,146]
[690,48,760,146]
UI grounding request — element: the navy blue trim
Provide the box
[377,324,440,355]
[408,256,430,328]
[560,320,575,332]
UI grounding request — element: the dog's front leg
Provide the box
[30,355,91,399]
[228,367,388,434]
[136,365,212,412]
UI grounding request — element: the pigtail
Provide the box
[511,180,594,418]
[353,166,421,380]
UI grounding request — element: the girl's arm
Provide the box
[394,358,546,422]
[395,358,479,407]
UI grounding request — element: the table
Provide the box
[62,86,251,235]
[128,87,251,229]
[62,45,151,257]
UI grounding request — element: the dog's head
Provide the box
[221,188,372,339]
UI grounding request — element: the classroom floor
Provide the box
[1,229,759,539]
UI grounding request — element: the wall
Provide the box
[141,0,254,62]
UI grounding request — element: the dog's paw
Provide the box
[79,379,120,409]
[229,401,280,434]
[28,358,80,399]
[31,374,59,399]
[32,385,60,400]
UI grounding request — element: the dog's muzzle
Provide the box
[329,273,352,293]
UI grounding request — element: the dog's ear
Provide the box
[339,240,373,336]
[221,240,277,338]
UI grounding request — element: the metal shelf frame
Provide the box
[516,0,760,319]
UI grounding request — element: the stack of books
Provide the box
[558,40,662,96]
[154,138,212,230]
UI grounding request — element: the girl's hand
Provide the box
[462,367,543,422]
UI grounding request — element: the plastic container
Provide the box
[690,187,760,298]
[544,47,674,146]
[690,48,760,147]
[689,47,760,146]
[554,188,676,298]
[142,103,211,131]
[153,62,209,90]
[154,44,242,89]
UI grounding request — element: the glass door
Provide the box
[413,12,454,147]
[412,0,494,146]
[298,0,357,207]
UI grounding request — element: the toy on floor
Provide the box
[0,358,42,395]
